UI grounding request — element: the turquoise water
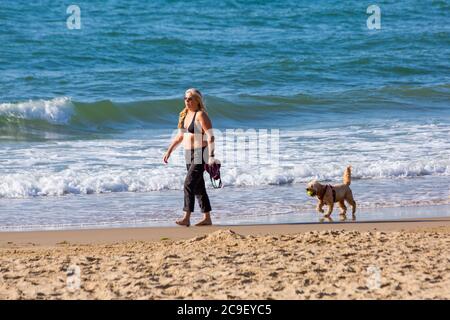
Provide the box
[1,1,449,102]
[0,1,449,230]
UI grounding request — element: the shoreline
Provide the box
[1,216,449,247]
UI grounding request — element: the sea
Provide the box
[0,0,449,230]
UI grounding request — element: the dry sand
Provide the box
[0,218,449,299]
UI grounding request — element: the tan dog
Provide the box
[306,166,356,218]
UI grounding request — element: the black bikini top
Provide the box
[184,111,202,134]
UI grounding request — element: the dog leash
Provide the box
[210,176,222,189]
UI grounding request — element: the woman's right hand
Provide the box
[163,151,171,164]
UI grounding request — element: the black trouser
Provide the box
[183,147,212,213]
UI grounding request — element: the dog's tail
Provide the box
[343,165,352,186]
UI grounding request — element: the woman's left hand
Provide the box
[163,151,171,164]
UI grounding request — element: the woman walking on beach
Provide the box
[163,88,216,226]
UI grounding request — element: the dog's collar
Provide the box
[318,184,336,202]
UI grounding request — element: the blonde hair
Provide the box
[178,88,207,129]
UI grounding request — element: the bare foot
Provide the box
[195,216,212,226]
[175,212,191,227]
[175,218,190,227]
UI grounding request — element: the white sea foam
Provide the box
[0,120,449,206]
[0,97,74,124]
[0,159,448,198]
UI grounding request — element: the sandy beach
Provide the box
[0,217,449,300]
